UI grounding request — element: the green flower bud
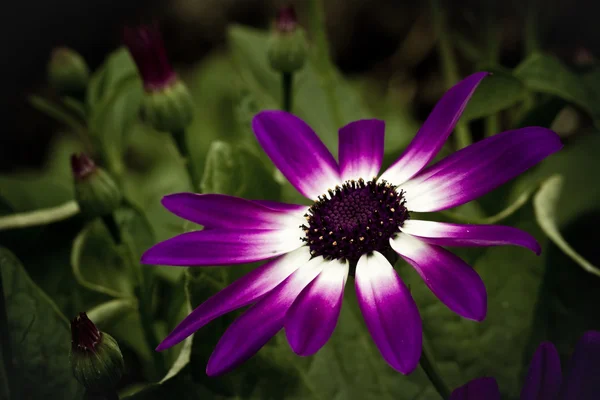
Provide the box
[140,79,194,132]
[267,6,308,73]
[48,47,90,96]
[70,312,124,394]
[71,154,122,218]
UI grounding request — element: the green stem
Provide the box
[122,236,166,378]
[101,214,121,245]
[282,72,293,112]
[430,0,472,149]
[172,129,199,191]
[524,0,540,56]
[307,0,344,128]
[420,341,451,399]
[0,200,80,231]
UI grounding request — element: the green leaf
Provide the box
[86,298,137,327]
[71,207,155,298]
[200,141,280,200]
[533,175,600,276]
[89,77,143,181]
[460,69,527,122]
[514,53,599,126]
[0,247,83,399]
[87,48,139,110]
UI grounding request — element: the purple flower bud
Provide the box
[122,24,176,91]
[276,5,299,33]
[71,312,102,353]
[70,153,96,182]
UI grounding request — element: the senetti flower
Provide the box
[141,72,562,376]
[450,331,600,400]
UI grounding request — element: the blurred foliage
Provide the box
[1,1,600,399]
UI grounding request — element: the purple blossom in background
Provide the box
[141,72,562,376]
[450,331,600,400]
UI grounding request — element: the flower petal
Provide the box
[450,377,500,400]
[355,251,422,374]
[338,119,385,181]
[162,193,304,229]
[156,246,312,351]
[252,110,341,200]
[285,258,349,356]
[390,233,487,321]
[401,220,541,255]
[520,342,561,400]
[398,127,562,212]
[141,229,304,266]
[379,72,488,185]
[559,331,600,400]
[251,199,309,213]
[206,257,328,376]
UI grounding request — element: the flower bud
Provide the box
[267,6,308,73]
[140,79,194,132]
[123,24,194,132]
[48,47,90,95]
[70,312,124,394]
[71,154,121,218]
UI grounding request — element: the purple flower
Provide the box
[450,331,600,400]
[141,72,562,376]
[122,24,176,91]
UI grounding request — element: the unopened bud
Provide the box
[48,47,90,95]
[123,24,194,132]
[71,154,121,218]
[70,312,124,394]
[267,6,308,73]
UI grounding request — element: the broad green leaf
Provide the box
[514,53,599,127]
[0,247,83,399]
[200,141,280,200]
[87,298,137,327]
[533,175,600,276]
[87,48,139,110]
[89,77,143,181]
[70,207,155,298]
[123,124,191,247]
[404,205,545,399]
[528,210,600,365]
[460,69,527,122]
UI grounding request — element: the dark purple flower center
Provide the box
[71,312,102,353]
[302,179,408,262]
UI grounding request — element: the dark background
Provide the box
[1,0,598,171]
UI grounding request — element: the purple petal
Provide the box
[520,342,561,400]
[398,127,562,212]
[390,233,487,321]
[206,257,328,376]
[141,229,303,266]
[252,111,341,200]
[162,193,304,229]
[251,199,309,213]
[380,72,489,185]
[285,259,348,356]
[156,246,311,351]
[355,251,422,374]
[450,377,500,400]
[559,331,600,400]
[338,119,385,181]
[401,220,541,255]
